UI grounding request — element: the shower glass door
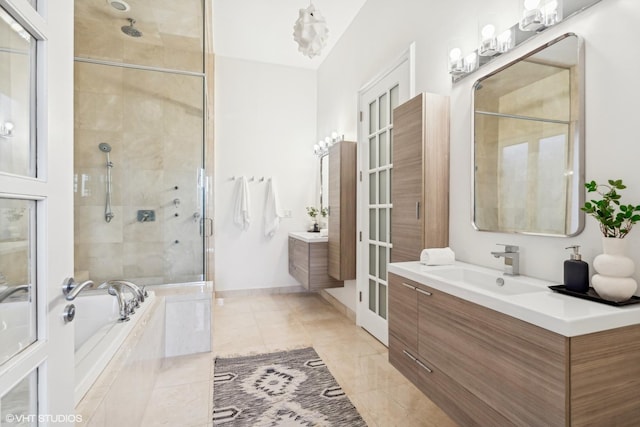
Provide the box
[74,63,205,285]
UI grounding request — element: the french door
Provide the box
[357,51,412,345]
[0,0,75,424]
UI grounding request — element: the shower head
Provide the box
[121,18,142,38]
[98,143,112,153]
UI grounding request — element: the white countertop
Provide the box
[289,231,328,243]
[388,261,640,337]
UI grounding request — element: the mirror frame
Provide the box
[471,33,585,237]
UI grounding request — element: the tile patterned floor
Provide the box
[141,293,457,427]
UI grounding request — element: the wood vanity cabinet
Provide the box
[327,140,356,280]
[389,272,640,426]
[288,237,342,291]
[391,93,450,263]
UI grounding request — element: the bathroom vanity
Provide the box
[288,232,343,291]
[388,261,640,427]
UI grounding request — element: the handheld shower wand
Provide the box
[99,143,115,223]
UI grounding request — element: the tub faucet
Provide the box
[100,281,134,322]
[491,244,520,276]
[0,284,30,303]
[107,280,146,304]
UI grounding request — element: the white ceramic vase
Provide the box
[592,237,638,302]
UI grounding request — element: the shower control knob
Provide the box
[63,304,76,323]
[174,213,179,217]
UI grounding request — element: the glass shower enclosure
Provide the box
[73,0,208,286]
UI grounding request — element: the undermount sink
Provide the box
[427,267,546,296]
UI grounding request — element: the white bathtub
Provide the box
[74,290,156,405]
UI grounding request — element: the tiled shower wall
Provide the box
[73,62,204,285]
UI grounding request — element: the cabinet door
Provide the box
[418,288,568,426]
[293,239,310,288]
[388,273,418,350]
[328,141,357,280]
[391,94,423,262]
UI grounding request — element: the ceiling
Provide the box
[212,0,368,69]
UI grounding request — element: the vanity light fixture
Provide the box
[0,121,14,138]
[313,131,343,157]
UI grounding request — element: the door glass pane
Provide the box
[368,279,376,312]
[379,170,388,204]
[379,131,388,166]
[389,129,393,163]
[369,101,376,134]
[0,8,36,177]
[379,283,387,319]
[379,246,387,280]
[379,208,387,243]
[379,93,388,128]
[368,136,377,169]
[0,198,36,365]
[390,84,399,119]
[0,369,37,426]
[368,245,376,276]
[369,209,376,240]
[369,173,377,204]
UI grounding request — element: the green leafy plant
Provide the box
[581,179,640,238]
[320,207,328,218]
[306,206,319,220]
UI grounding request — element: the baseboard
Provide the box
[319,290,356,324]
[214,285,306,299]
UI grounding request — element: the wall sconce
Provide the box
[0,121,14,138]
[519,0,562,32]
[313,131,343,157]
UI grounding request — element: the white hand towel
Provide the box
[420,247,455,265]
[233,176,250,230]
[264,178,282,237]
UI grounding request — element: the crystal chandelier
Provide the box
[292,2,329,58]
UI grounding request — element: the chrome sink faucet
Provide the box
[491,244,520,276]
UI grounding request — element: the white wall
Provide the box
[214,56,318,292]
[317,0,640,308]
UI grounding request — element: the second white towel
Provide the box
[264,178,282,237]
[420,247,455,265]
[233,176,250,231]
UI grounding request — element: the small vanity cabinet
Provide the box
[288,233,342,291]
[389,271,640,426]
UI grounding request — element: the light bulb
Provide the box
[330,131,338,141]
[524,0,541,10]
[4,122,14,132]
[481,24,496,40]
[324,136,331,144]
[449,47,462,61]
[313,144,320,152]
[319,141,327,149]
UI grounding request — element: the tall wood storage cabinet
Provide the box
[328,140,357,280]
[391,93,450,262]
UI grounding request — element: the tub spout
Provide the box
[0,284,30,303]
[107,280,146,304]
[99,281,133,322]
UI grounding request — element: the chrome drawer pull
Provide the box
[416,288,432,296]
[401,282,416,290]
[415,359,433,373]
[402,350,417,362]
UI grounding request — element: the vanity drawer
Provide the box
[388,333,418,385]
[388,273,420,351]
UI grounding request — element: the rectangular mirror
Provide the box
[473,33,584,236]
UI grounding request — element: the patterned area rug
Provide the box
[213,347,367,426]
